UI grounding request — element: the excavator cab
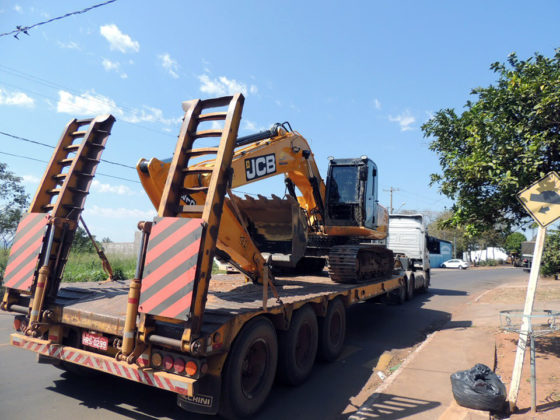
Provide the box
[325,157,378,229]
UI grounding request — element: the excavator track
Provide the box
[328,244,394,284]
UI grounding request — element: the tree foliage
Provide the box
[71,227,97,253]
[542,230,560,277]
[422,49,560,235]
[0,162,29,248]
[504,232,527,255]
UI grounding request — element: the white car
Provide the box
[441,259,469,269]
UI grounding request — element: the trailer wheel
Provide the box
[406,274,415,300]
[318,298,346,362]
[220,316,278,419]
[277,305,318,385]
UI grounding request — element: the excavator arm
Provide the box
[137,127,327,283]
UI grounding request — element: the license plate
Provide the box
[82,331,109,351]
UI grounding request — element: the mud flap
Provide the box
[176,374,221,415]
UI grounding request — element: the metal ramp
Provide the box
[2,115,115,331]
[137,94,244,340]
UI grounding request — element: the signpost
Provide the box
[508,172,560,412]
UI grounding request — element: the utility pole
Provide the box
[383,186,400,214]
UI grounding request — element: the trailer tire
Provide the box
[277,305,318,386]
[406,274,415,300]
[318,298,346,362]
[220,316,278,419]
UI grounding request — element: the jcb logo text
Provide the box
[245,154,276,181]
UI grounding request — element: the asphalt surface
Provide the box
[0,267,526,419]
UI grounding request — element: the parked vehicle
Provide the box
[441,259,469,269]
[387,214,431,291]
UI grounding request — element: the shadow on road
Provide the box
[48,371,185,419]
[347,393,440,419]
[42,288,459,420]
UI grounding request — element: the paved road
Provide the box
[0,268,527,419]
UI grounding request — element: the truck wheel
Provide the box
[318,298,346,362]
[406,274,415,300]
[388,279,406,304]
[418,271,429,293]
[277,305,318,385]
[220,316,278,419]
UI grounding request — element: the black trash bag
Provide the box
[450,363,506,412]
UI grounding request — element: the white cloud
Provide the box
[0,88,35,107]
[13,4,22,13]
[22,174,40,184]
[198,74,257,97]
[244,120,257,131]
[91,180,135,195]
[57,40,80,50]
[56,90,180,126]
[158,53,179,79]
[374,98,382,110]
[84,205,156,219]
[388,110,416,131]
[99,24,139,53]
[101,58,127,79]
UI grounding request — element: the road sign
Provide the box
[517,171,560,227]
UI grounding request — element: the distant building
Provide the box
[463,247,508,262]
[427,236,453,268]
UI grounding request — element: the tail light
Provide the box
[163,355,174,370]
[173,358,185,374]
[151,352,163,368]
[185,360,198,377]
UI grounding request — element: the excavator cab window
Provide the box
[325,158,379,228]
[325,160,364,227]
[328,166,359,204]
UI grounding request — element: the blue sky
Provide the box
[0,1,558,241]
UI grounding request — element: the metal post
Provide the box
[120,222,151,358]
[508,225,547,411]
[530,331,536,413]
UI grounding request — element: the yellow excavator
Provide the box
[137,95,393,285]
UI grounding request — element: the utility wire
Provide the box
[0,66,177,139]
[0,130,136,169]
[0,151,141,184]
[1,1,117,39]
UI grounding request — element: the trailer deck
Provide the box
[54,272,403,337]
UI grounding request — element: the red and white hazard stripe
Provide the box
[11,333,193,395]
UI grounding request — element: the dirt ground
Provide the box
[484,281,560,419]
[495,330,560,419]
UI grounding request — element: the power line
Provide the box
[0,151,140,184]
[0,130,136,169]
[1,1,117,39]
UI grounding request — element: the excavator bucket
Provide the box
[232,194,307,267]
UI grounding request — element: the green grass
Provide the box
[0,249,220,287]
[0,248,9,294]
[62,252,137,282]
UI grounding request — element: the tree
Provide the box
[542,230,560,277]
[422,49,560,236]
[504,232,527,256]
[0,162,29,248]
[71,227,96,253]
